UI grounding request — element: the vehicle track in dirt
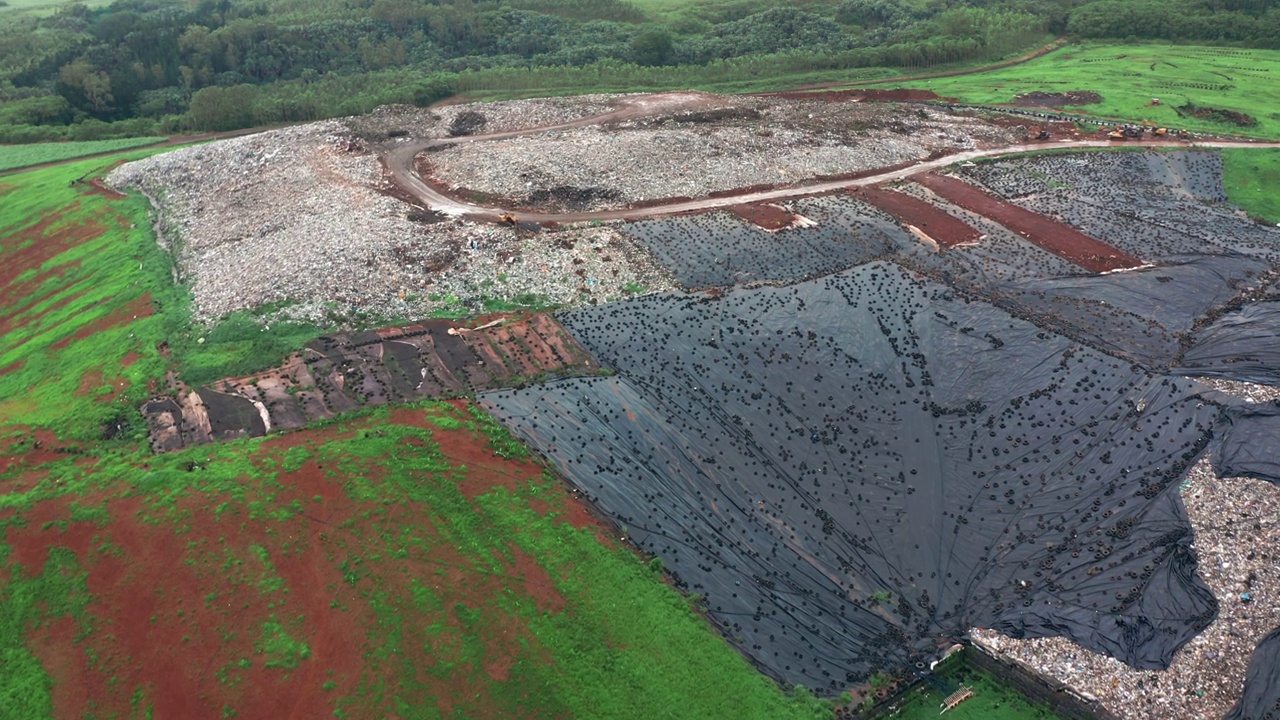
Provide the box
[380,94,1280,224]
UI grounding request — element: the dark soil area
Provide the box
[1175,102,1258,127]
[526,184,621,211]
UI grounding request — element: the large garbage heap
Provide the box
[481,151,1280,718]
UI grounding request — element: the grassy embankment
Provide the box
[0,154,836,718]
[889,43,1280,139]
[0,137,167,173]
[1222,148,1280,224]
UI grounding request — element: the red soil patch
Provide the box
[50,293,153,350]
[0,429,67,475]
[83,177,127,200]
[75,367,130,402]
[120,350,141,368]
[858,186,982,248]
[6,405,612,718]
[0,359,22,377]
[509,543,566,615]
[26,616,94,716]
[729,203,799,230]
[74,368,105,397]
[0,204,99,296]
[911,173,1145,272]
[0,282,89,338]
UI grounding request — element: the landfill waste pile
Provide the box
[107,100,674,326]
[477,150,1280,718]
[425,94,1016,212]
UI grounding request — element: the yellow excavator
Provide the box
[498,213,517,226]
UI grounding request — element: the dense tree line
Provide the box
[0,0,1274,141]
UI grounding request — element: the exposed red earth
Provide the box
[729,203,802,230]
[911,172,1145,272]
[49,293,154,351]
[857,186,983,248]
[3,404,603,719]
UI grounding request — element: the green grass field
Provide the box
[0,137,167,173]
[0,151,838,719]
[888,43,1280,139]
[1223,148,1280,224]
[887,658,1064,720]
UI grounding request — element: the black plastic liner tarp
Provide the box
[1213,401,1280,486]
[1177,301,1280,385]
[623,205,904,289]
[1226,625,1280,720]
[481,261,1222,693]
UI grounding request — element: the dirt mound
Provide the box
[448,110,488,137]
[527,185,621,210]
[1012,91,1103,107]
[1175,102,1258,127]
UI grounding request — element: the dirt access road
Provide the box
[380,91,1280,224]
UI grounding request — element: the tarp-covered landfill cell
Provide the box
[481,262,1224,693]
[479,150,1280,716]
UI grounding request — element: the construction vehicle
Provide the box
[498,213,517,225]
[1153,127,1169,137]
[1108,129,1126,140]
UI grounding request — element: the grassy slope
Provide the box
[0,155,833,718]
[888,43,1280,139]
[0,138,167,173]
[1222,148,1280,224]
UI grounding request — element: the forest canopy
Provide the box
[1,0,1278,141]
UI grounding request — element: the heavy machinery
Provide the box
[498,212,517,225]
[1154,127,1169,137]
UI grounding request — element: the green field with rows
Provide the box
[890,43,1280,139]
[0,137,166,173]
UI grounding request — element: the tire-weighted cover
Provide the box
[1213,401,1280,485]
[482,262,1220,692]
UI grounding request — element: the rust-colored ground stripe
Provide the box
[857,186,983,248]
[912,172,1144,272]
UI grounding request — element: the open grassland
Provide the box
[0,138,166,173]
[889,43,1280,139]
[0,154,834,718]
[1222,148,1280,224]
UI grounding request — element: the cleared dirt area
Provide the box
[911,172,1146,272]
[856,185,983,248]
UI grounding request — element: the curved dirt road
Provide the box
[381,94,1280,224]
